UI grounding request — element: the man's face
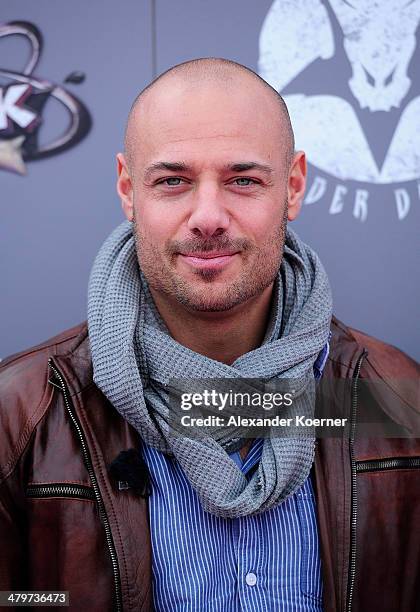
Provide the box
[118,78,303,312]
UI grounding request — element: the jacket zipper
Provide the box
[48,358,123,612]
[27,483,96,500]
[346,349,367,612]
[356,456,420,473]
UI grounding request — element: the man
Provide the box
[0,58,419,612]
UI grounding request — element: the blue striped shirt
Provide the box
[141,341,329,611]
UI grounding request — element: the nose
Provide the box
[187,183,230,237]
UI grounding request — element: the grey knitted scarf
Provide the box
[87,221,332,518]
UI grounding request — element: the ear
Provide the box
[116,153,134,222]
[287,151,306,222]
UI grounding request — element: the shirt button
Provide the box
[245,572,257,586]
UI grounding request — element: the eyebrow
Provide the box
[228,162,274,175]
[144,161,274,180]
[144,162,189,181]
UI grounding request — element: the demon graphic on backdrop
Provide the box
[259,0,420,220]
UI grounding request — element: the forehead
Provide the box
[128,78,285,169]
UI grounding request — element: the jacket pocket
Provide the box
[23,485,116,609]
[26,483,96,500]
[356,456,420,473]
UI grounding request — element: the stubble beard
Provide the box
[132,205,288,312]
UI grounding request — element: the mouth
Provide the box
[178,251,239,270]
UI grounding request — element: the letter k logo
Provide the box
[0,84,38,130]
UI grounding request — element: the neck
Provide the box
[149,283,275,365]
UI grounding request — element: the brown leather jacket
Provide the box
[0,317,419,612]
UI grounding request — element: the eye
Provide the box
[232,177,258,187]
[363,66,375,87]
[158,177,184,186]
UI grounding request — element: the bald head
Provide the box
[124,58,295,173]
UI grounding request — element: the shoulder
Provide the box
[347,324,419,379]
[0,322,89,482]
[0,322,87,369]
[329,315,419,411]
[329,315,419,373]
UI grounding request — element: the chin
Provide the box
[174,285,253,313]
[179,299,242,313]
